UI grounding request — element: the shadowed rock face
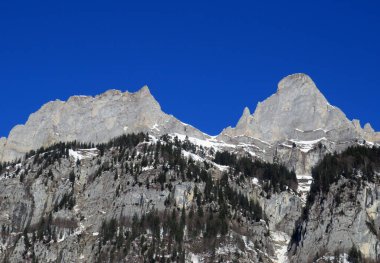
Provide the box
[220,73,379,144]
[0,86,207,162]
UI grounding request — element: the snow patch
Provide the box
[297,174,313,203]
[270,231,290,263]
[313,128,329,133]
[252,177,260,186]
[151,123,160,131]
[295,128,329,133]
[189,253,200,263]
[69,148,98,161]
[57,233,66,243]
[74,222,85,236]
[142,166,154,171]
[213,163,229,172]
[232,135,272,146]
[327,102,336,109]
[171,133,236,150]
[289,138,327,153]
[318,253,351,263]
[296,175,313,180]
[182,150,204,163]
[148,134,158,143]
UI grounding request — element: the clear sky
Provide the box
[0,0,379,136]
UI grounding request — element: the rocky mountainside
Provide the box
[220,73,379,143]
[0,87,207,163]
[218,73,380,175]
[1,73,379,175]
[0,133,302,262]
[0,73,379,263]
[289,146,380,263]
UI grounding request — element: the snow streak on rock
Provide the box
[271,231,290,263]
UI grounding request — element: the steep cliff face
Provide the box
[0,87,207,163]
[289,178,380,262]
[263,191,303,236]
[289,146,380,262]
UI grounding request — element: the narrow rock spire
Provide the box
[236,107,251,129]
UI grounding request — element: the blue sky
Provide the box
[0,0,379,136]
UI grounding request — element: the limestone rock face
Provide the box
[218,73,380,175]
[262,191,303,236]
[0,138,6,159]
[289,178,380,262]
[235,107,253,131]
[0,86,207,162]
[220,73,379,144]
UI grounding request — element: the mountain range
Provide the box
[1,73,379,164]
[1,73,379,184]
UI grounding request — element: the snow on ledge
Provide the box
[289,137,327,153]
[170,133,236,149]
[151,123,160,131]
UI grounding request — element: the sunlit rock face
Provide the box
[221,73,362,143]
[0,73,379,262]
[218,73,380,174]
[0,86,207,162]
[0,73,378,169]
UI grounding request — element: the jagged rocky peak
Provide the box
[352,119,380,140]
[241,106,251,117]
[0,86,207,163]
[364,123,375,133]
[220,73,380,144]
[138,85,152,95]
[236,107,251,128]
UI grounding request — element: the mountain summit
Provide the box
[220,73,379,143]
[0,86,206,162]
